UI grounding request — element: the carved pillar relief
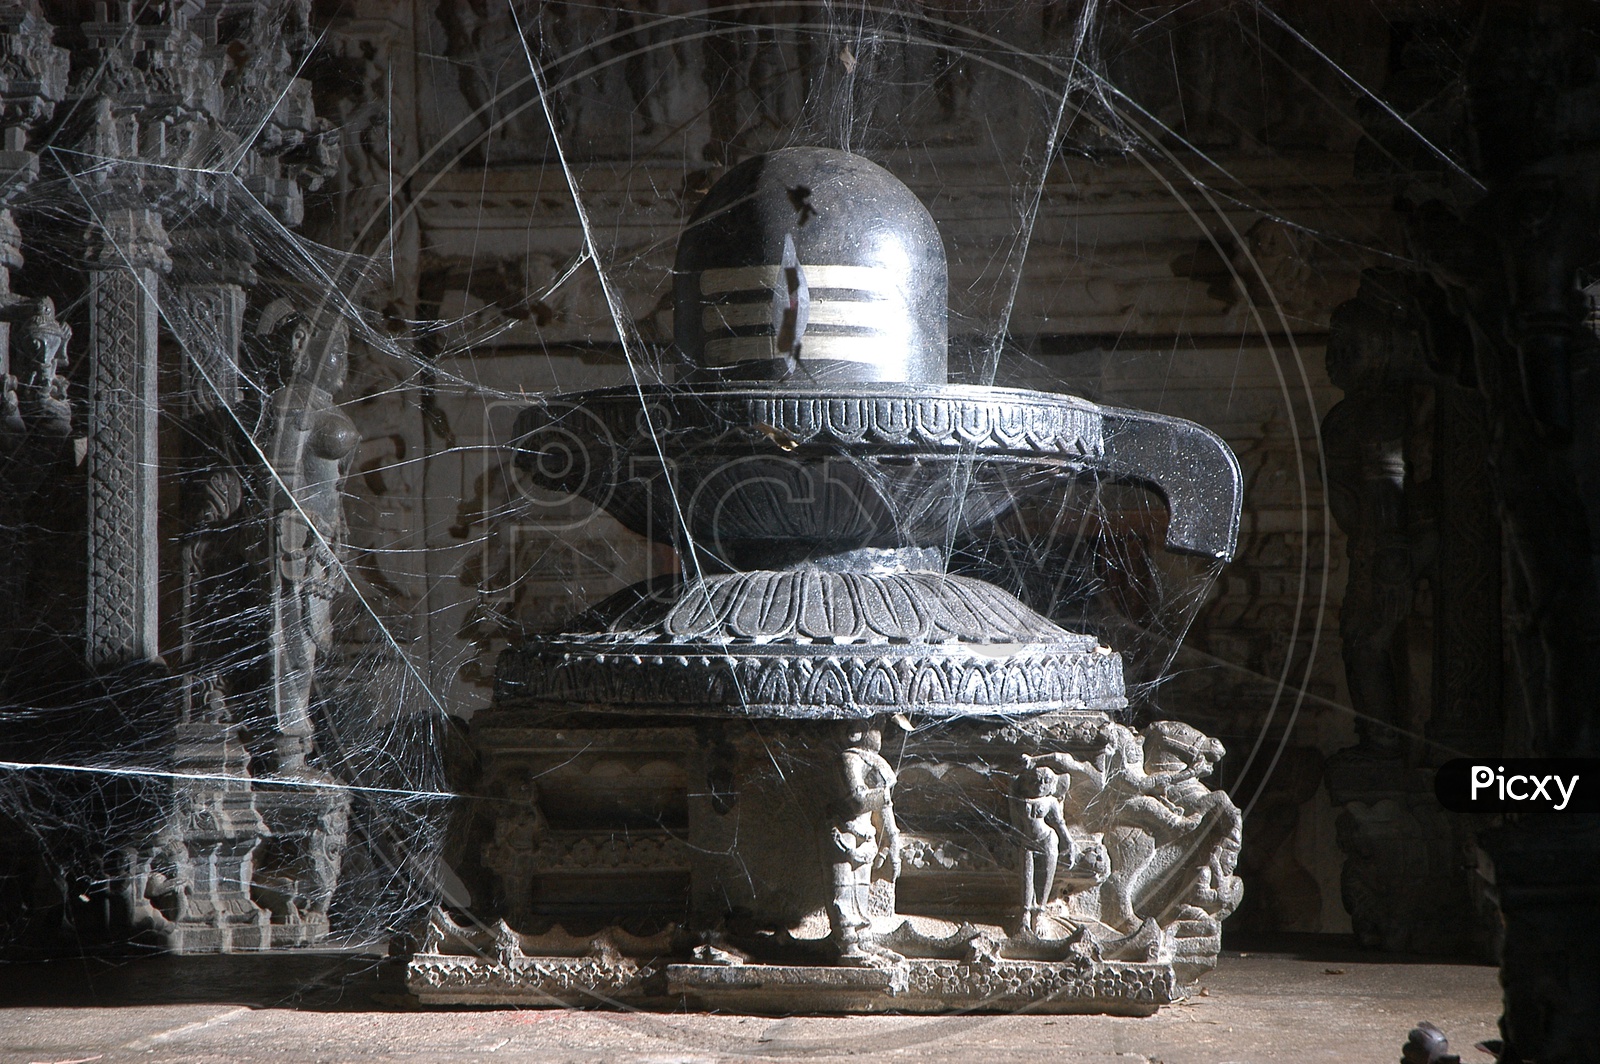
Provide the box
[169,226,257,416]
[1321,276,1429,762]
[84,208,172,669]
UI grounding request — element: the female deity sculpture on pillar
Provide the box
[260,304,358,775]
[13,296,73,438]
[1,296,74,442]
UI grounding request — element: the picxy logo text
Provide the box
[1435,758,1598,814]
[1469,765,1578,810]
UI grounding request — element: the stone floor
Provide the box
[0,940,1500,1063]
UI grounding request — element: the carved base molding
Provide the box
[408,948,1177,1015]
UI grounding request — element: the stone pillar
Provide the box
[155,232,273,948]
[0,0,68,659]
[83,207,171,669]
[1321,273,1485,956]
[65,0,220,671]
[167,224,254,698]
[1452,6,1600,1056]
[1428,380,1501,759]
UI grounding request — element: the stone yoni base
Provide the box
[406,952,1177,1015]
[424,708,1241,1014]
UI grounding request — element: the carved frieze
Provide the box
[411,952,658,1002]
[519,385,1104,462]
[498,643,1127,719]
[592,570,1091,646]
[522,832,689,874]
[899,958,1176,1013]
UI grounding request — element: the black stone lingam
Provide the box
[410,148,1246,1014]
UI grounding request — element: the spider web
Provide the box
[0,0,1457,1002]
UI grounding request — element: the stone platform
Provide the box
[408,952,1177,1015]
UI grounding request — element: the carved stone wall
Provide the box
[0,0,362,955]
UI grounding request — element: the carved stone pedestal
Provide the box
[1325,751,1491,957]
[408,709,1241,1013]
[124,714,271,954]
[250,781,351,948]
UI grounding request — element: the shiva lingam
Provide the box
[409,148,1245,1014]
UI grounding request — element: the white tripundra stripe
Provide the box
[702,303,777,331]
[699,264,898,297]
[799,335,895,361]
[702,300,903,332]
[704,336,776,364]
[705,334,887,365]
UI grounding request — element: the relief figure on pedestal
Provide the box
[825,719,903,967]
[1010,763,1076,936]
[481,772,548,932]
[1139,722,1243,921]
[1028,721,1240,933]
[253,801,350,931]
